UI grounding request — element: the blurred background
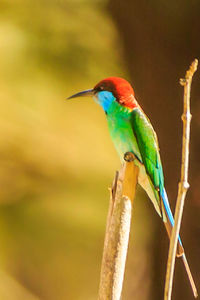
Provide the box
[0,0,199,299]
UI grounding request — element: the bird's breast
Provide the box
[106,108,142,162]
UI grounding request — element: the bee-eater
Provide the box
[68,77,197,297]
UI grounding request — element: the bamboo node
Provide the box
[183,181,190,190]
[180,78,187,86]
[181,112,192,122]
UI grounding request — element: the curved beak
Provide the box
[67,88,94,100]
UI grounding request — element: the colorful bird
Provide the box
[68,77,197,297]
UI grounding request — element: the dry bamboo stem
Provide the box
[98,153,138,300]
[164,59,198,300]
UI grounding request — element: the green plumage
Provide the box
[106,101,164,218]
[130,108,164,192]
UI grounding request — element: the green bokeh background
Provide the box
[0,1,154,299]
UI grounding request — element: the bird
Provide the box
[68,77,197,297]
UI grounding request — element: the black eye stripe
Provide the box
[96,86,104,92]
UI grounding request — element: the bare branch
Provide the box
[98,153,138,300]
[164,59,198,300]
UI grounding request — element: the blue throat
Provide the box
[94,91,116,112]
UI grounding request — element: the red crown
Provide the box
[94,77,137,109]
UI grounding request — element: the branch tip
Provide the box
[186,59,198,81]
[180,59,198,86]
[164,60,198,300]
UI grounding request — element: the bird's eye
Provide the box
[96,86,104,92]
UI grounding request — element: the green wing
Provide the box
[130,108,164,193]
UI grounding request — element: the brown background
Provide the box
[109,1,200,299]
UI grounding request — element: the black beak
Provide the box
[67,89,94,100]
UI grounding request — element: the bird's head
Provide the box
[67,77,138,112]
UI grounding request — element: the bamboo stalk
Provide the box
[164,59,198,300]
[98,153,138,300]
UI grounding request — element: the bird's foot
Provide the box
[124,152,135,162]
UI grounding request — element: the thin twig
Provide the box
[98,153,138,300]
[164,59,198,300]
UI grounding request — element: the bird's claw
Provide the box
[124,152,135,162]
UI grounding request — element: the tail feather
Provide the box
[160,189,184,256]
[163,213,184,257]
[161,188,198,298]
